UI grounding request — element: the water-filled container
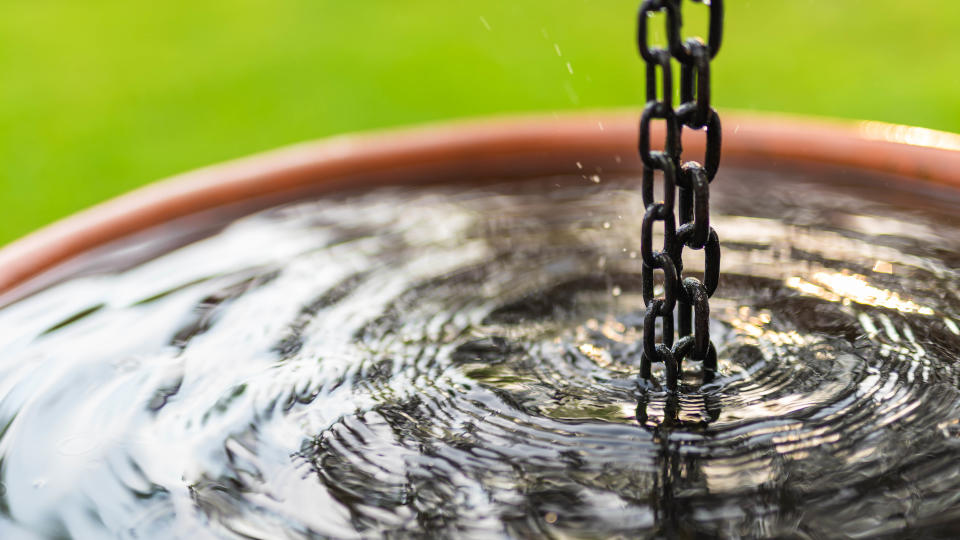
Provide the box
[0,111,959,538]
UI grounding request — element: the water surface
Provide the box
[0,166,959,538]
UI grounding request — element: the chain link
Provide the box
[637,0,722,392]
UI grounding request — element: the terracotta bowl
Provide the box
[1,111,958,306]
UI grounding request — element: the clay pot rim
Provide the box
[1,109,958,304]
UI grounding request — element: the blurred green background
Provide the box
[1,1,957,245]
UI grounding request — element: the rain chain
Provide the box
[637,0,722,391]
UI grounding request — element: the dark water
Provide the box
[0,166,959,538]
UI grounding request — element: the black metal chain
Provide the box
[637,0,722,392]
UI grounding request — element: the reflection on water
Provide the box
[0,166,958,537]
[787,271,936,315]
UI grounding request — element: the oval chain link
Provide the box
[637,0,722,392]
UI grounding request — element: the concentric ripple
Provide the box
[0,166,959,538]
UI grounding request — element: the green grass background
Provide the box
[1,1,957,245]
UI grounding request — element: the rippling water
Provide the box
[0,166,959,538]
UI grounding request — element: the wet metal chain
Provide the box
[637,0,722,391]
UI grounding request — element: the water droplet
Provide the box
[612,286,622,297]
[589,175,601,183]
[566,62,573,74]
[554,44,562,56]
[563,81,579,104]
[602,222,611,229]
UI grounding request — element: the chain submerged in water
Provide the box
[637,0,723,394]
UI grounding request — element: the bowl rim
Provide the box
[1,110,958,303]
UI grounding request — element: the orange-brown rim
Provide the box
[1,110,958,303]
